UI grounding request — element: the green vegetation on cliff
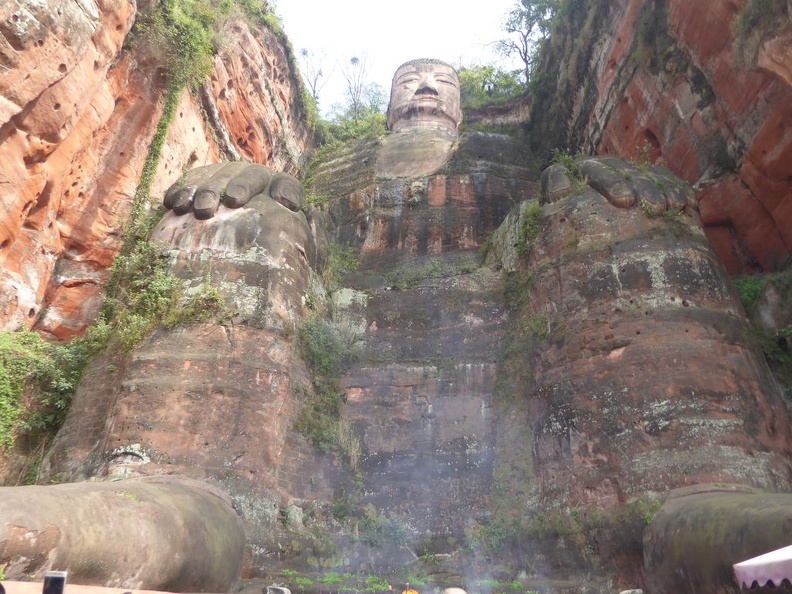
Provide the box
[1,0,283,465]
[296,314,362,466]
[131,0,232,90]
[103,241,226,352]
[525,0,611,163]
[737,272,792,401]
[458,65,525,109]
[0,326,107,455]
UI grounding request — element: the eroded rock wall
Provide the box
[0,1,312,339]
[529,0,792,274]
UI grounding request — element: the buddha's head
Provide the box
[386,58,462,133]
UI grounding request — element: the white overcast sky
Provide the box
[272,0,522,116]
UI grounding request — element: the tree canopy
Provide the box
[458,65,525,109]
[496,0,562,83]
[316,80,387,147]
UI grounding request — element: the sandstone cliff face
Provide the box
[529,0,792,275]
[0,1,312,339]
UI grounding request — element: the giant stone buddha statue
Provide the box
[1,55,792,594]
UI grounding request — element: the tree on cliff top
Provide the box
[298,48,331,102]
[497,0,561,82]
[457,64,524,108]
[342,55,371,123]
[317,81,387,147]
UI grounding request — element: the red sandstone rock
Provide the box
[537,0,792,274]
[521,159,792,508]
[0,4,312,337]
[208,21,311,174]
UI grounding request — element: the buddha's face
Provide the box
[387,61,462,133]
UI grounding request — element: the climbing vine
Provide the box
[0,1,248,459]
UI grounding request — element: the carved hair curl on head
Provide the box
[394,57,456,73]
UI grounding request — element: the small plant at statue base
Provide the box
[331,494,355,520]
[384,258,478,290]
[525,314,551,340]
[296,315,363,466]
[551,148,589,194]
[319,572,345,585]
[517,201,541,256]
[323,244,360,290]
[639,200,657,218]
[164,276,227,327]
[298,316,362,379]
[634,140,654,166]
[551,147,582,177]
[733,275,764,309]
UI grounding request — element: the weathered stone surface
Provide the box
[39,176,334,574]
[518,159,792,506]
[482,157,792,588]
[0,476,244,591]
[643,484,792,594]
[0,4,312,337]
[0,0,138,337]
[376,128,457,178]
[39,315,343,575]
[529,0,792,273]
[340,270,503,534]
[322,131,536,262]
[206,19,311,173]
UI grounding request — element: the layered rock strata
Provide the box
[312,130,537,569]
[498,157,792,506]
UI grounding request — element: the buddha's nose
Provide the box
[415,75,439,95]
